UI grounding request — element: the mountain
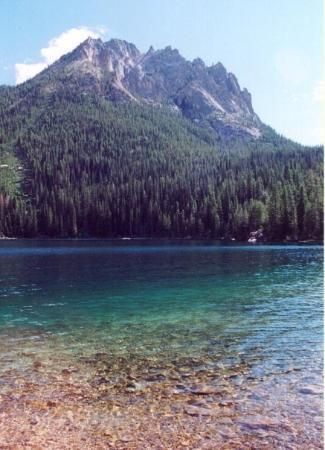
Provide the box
[0,38,323,240]
[15,38,261,138]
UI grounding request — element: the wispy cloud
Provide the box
[312,80,325,103]
[274,48,311,85]
[15,26,107,84]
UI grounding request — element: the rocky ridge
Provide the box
[31,37,262,138]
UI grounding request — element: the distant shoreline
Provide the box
[0,236,323,245]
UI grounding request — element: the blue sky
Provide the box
[0,0,323,145]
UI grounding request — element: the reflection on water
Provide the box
[0,241,323,448]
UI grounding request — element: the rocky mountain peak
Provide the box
[28,38,263,138]
[192,58,206,69]
[84,36,103,47]
[146,45,155,55]
[104,39,141,59]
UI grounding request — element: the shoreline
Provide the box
[0,244,322,449]
[0,236,323,245]
[0,334,322,450]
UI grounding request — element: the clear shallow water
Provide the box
[0,240,323,448]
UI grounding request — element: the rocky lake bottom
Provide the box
[0,241,323,449]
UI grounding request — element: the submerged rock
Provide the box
[299,386,323,395]
[125,381,146,392]
[184,405,214,416]
[238,415,293,433]
[189,384,220,395]
[144,373,166,382]
[33,360,43,370]
[93,376,110,385]
[94,352,109,360]
[47,400,57,407]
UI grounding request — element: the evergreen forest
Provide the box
[0,88,323,241]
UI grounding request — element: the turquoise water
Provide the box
[0,241,322,362]
[0,240,323,447]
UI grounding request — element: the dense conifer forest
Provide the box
[0,87,323,241]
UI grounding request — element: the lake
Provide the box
[0,240,323,448]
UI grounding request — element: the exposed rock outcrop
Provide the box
[31,38,262,138]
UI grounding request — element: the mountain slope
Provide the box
[0,39,323,240]
[14,38,262,138]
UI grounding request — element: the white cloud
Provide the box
[40,27,105,65]
[15,62,47,84]
[15,26,107,84]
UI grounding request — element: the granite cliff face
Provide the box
[26,37,262,138]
